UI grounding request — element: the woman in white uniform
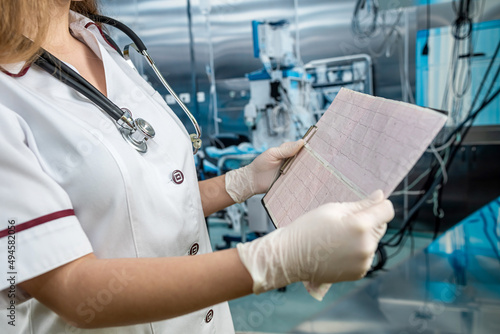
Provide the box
[0,0,394,333]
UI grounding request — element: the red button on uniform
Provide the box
[189,243,199,256]
[205,309,214,323]
[172,170,184,184]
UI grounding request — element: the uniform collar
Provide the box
[1,11,99,78]
[1,62,29,77]
[69,10,95,31]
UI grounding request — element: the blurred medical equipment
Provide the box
[244,20,317,150]
[35,14,202,154]
[196,135,263,248]
[214,20,318,241]
[304,54,374,113]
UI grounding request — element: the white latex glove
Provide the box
[225,140,304,203]
[236,190,394,294]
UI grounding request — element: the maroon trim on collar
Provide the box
[1,64,32,78]
[84,22,119,52]
[0,209,76,238]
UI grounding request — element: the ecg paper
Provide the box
[262,88,447,300]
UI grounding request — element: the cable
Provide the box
[422,0,430,55]
[381,85,500,249]
[391,190,426,196]
[368,10,403,59]
[429,42,500,229]
[434,39,499,151]
[469,0,486,20]
[373,31,500,273]
[451,37,472,99]
[392,147,450,197]
[293,0,303,66]
[386,231,410,260]
[440,41,500,146]
[452,0,473,40]
[351,0,403,60]
[440,9,473,125]
[436,1,488,134]
[433,184,445,239]
[367,243,387,274]
[429,143,448,184]
[426,133,457,152]
[398,33,416,104]
[351,0,379,39]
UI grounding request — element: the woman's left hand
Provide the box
[225,139,304,203]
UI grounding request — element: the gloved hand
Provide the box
[236,190,394,294]
[225,140,304,203]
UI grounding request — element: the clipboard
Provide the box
[261,88,448,230]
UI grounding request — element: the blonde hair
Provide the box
[0,0,100,65]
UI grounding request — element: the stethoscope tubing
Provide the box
[87,14,147,53]
[33,14,202,153]
[36,51,125,122]
[87,14,203,152]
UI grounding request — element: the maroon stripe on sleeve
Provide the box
[0,209,75,238]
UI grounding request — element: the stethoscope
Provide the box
[34,14,202,154]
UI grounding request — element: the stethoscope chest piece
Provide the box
[35,14,202,155]
[119,108,155,153]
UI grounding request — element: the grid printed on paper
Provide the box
[263,88,447,228]
[265,147,360,228]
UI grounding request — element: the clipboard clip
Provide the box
[280,125,318,175]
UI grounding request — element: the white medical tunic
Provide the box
[0,11,234,334]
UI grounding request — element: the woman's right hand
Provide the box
[236,190,394,294]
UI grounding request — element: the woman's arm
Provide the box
[198,140,305,217]
[19,249,252,329]
[198,175,235,217]
[20,191,394,330]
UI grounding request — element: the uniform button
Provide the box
[172,170,184,184]
[189,243,199,256]
[205,309,214,323]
